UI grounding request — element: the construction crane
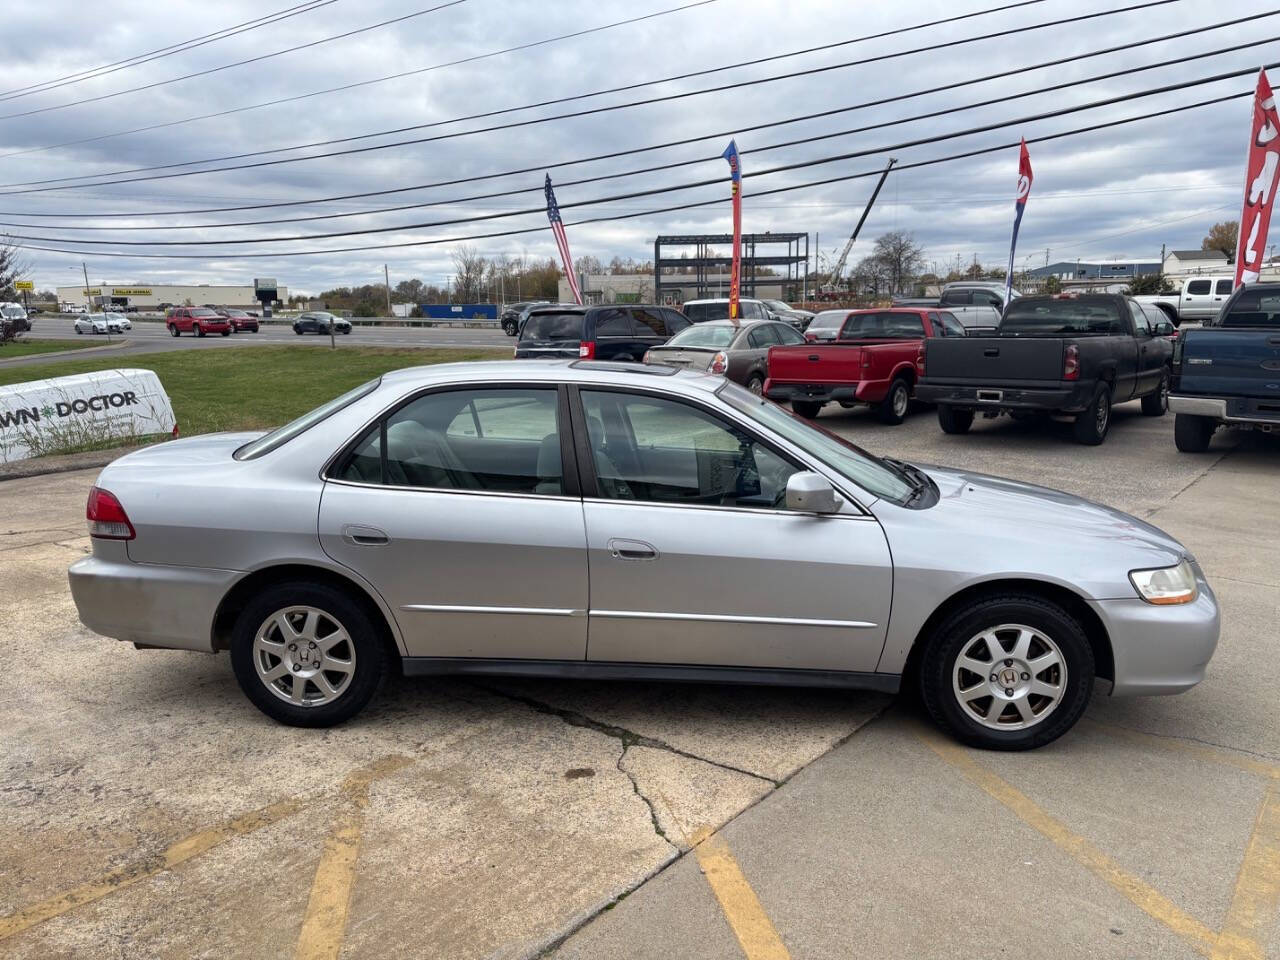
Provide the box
[826,157,897,291]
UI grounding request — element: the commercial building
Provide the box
[1162,249,1230,279]
[55,282,289,311]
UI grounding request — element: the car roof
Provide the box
[682,297,764,305]
[378,358,725,395]
[676,317,770,328]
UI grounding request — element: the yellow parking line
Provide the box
[1211,784,1280,960]
[0,796,305,942]
[1085,721,1280,781]
[914,726,1220,957]
[293,756,413,960]
[689,827,791,960]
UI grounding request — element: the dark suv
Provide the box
[500,301,548,336]
[514,305,690,361]
[294,312,352,335]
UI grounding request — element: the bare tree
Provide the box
[871,231,925,294]
[0,239,30,301]
[451,244,488,302]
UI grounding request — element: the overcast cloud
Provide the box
[0,0,1267,295]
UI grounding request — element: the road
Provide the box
[2,398,1277,959]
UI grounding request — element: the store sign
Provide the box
[14,281,33,292]
[0,369,176,462]
[81,288,102,297]
[111,287,152,296]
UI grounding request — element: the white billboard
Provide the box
[0,368,177,462]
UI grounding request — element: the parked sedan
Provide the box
[219,309,260,333]
[762,299,816,330]
[69,362,1218,750]
[105,311,132,331]
[643,318,805,394]
[294,312,351,335]
[73,313,124,335]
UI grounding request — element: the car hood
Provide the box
[870,463,1188,601]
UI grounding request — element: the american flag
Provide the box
[545,174,583,305]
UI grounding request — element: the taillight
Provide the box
[915,345,926,377]
[1063,343,1080,380]
[86,486,135,540]
[642,350,652,364]
[708,351,728,375]
[578,341,595,359]
[804,333,816,343]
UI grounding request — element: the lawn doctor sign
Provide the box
[0,368,176,461]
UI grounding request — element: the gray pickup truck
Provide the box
[915,294,1173,445]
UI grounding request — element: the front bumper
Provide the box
[916,381,1094,412]
[1091,574,1219,696]
[1169,394,1280,425]
[69,555,237,652]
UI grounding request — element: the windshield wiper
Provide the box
[882,457,930,502]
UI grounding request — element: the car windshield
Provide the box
[999,298,1123,336]
[683,302,733,323]
[718,382,914,504]
[1219,290,1280,328]
[806,310,847,332]
[665,324,738,348]
[235,379,380,460]
[520,311,583,341]
[764,300,790,312]
[0,305,24,318]
[190,308,219,318]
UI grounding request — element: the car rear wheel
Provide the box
[1174,413,1217,452]
[1141,369,1169,416]
[791,400,822,418]
[220,329,230,337]
[919,594,1094,750]
[1072,383,1111,445]
[230,582,387,728]
[878,377,911,425]
[938,406,974,434]
[745,374,764,396]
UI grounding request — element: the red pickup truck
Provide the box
[764,307,962,423]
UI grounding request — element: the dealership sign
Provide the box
[0,369,176,462]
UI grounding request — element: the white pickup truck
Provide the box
[893,282,1019,333]
[1134,275,1234,325]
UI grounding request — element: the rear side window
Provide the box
[939,312,966,337]
[774,324,805,344]
[632,308,668,337]
[593,309,633,337]
[882,313,926,337]
[685,302,732,323]
[1186,280,1211,295]
[972,290,1002,308]
[1216,279,1234,295]
[747,325,779,348]
[940,290,970,306]
[663,309,691,334]
[520,311,584,341]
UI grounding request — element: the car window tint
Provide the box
[775,324,805,344]
[1186,280,1211,295]
[664,309,691,333]
[1128,300,1151,334]
[520,311,583,341]
[972,290,1003,307]
[579,391,799,509]
[940,290,969,306]
[882,313,926,337]
[840,313,883,338]
[335,388,562,494]
[631,308,667,337]
[940,312,966,337]
[594,308,634,337]
[1215,279,1234,295]
[747,325,778,348]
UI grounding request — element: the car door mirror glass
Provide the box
[785,471,839,513]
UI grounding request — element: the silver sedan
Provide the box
[68,361,1219,749]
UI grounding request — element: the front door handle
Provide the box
[342,524,390,546]
[608,538,658,561]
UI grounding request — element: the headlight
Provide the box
[1129,558,1198,605]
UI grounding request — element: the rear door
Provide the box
[592,308,641,360]
[1181,279,1214,321]
[518,309,585,358]
[1128,299,1166,395]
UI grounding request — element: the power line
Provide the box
[0,0,339,104]
[0,0,717,161]
[0,0,1175,191]
[0,0,469,123]
[1,26,1266,231]
[7,87,1250,259]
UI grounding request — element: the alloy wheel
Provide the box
[951,623,1067,730]
[893,384,909,418]
[252,606,356,707]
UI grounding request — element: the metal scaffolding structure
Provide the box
[653,233,810,303]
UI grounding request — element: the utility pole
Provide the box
[383,264,392,318]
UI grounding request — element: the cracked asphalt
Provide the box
[1,397,1278,959]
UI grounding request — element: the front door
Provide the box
[574,388,892,673]
[319,385,588,661]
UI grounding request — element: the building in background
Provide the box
[55,282,289,311]
[1027,259,1162,284]
[1162,249,1230,278]
[558,272,795,305]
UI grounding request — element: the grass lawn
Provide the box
[0,345,508,437]
[0,338,109,359]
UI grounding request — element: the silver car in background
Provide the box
[69,361,1219,750]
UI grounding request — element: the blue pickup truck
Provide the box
[1169,282,1280,451]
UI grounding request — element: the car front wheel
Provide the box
[169,325,180,337]
[919,594,1094,750]
[230,582,387,727]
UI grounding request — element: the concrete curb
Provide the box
[0,443,144,482]
[0,338,133,367]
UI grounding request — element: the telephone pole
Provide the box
[383,264,392,318]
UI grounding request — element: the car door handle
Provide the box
[341,524,390,546]
[608,538,658,561]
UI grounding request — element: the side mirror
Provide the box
[785,471,839,514]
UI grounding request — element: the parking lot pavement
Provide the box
[2,405,1277,959]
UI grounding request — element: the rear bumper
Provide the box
[916,381,1092,412]
[1169,394,1280,424]
[1092,577,1219,696]
[68,555,236,653]
[764,381,860,404]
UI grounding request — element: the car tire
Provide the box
[502,320,517,336]
[294,326,303,335]
[918,593,1095,751]
[1174,413,1217,453]
[791,400,822,418]
[342,328,350,335]
[230,581,388,728]
[1072,383,1112,445]
[195,324,206,338]
[221,329,230,337]
[169,325,180,337]
[745,374,764,396]
[75,326,82,335]
[938,406,974,434]
[1141,369,1169,416]
[878,377,911,425]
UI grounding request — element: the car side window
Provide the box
[663,309,691,334]
[883,313,926,337]
[1215,279,1234,295]
[747,325,778,348]
[1128,300,1151,335]
[333,388,563,495]
[972,290,1003,308]
[594,309,633,337]
[631,308,667,338]
[775,324,805,344]
[1186,280,1211,295]
[579,391,801,509]
[940,290,969,306]
[940,312,966,337]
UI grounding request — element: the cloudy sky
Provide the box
[0,0,1269,295]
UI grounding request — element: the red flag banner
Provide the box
[1235,70,1280,286]
[722,139,742,320]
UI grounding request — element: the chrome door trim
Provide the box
[401,603,586,617]
[579,496,877,520]
[324,478,582,503]
[591,609,878,629]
